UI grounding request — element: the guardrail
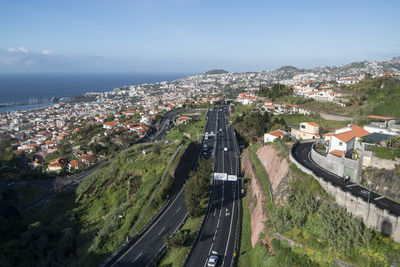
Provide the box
[146,214,189,267]
[231,125,241,267]
[182,109,216,266]
[101,197,172,267]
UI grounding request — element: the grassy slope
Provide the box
[0,141,186,267]
[165,110,207,141]
[282,114,350,130]
[75,141,184,265]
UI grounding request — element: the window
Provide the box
[339,142,343,146]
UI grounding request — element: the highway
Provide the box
[107,108,219,266]
[292,142,400,217]
[186,105,240,267]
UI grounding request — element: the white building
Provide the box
[264,130,285,143]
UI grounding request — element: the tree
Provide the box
[152,143,162,155]
[163,229,190,248]
[184,158,213,217]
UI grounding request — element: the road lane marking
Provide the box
[158,226,166,235]
[222,180,236,267]
[347,184,358,188]
[374,196,384,200]
[217,218,220,228]
[133,252,143,262]
[176,206,181,213]
[213,208,216,216]
[112,184,187,266]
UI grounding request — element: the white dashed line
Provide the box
[158,227,166,235]
[133,252,143,262]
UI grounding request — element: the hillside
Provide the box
[204,69,228,75]
[346,76,400,118]
[0,141,197,266]
[238,142,400,266]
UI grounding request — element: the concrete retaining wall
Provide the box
[290,143,400,243]
[310,144,362,182]
[358,150,400,170]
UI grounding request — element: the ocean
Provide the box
[0,72,192,105]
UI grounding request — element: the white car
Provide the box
[207,255,218,267]
[224,147,228,151]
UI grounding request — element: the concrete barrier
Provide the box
[310,143,362,182]
[290,142,400,243]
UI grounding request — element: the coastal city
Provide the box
[1,58,400,175]
[2,1,400,265]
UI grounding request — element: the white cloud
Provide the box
[42,49,53,55]
[8,47,29,53]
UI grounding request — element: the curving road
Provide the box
[292,142,400,217]
[106,108,218,266]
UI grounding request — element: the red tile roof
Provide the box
[366,115,395,120]
[268,130,285,137]
[334,125,370,143]
[330,150,344,157]
[307,122,319,127]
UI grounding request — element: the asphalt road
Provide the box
[292,142,400,217]
[108,108,218,267]
[187,105,240,267]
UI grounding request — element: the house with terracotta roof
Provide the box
[103,121,119,130]
[47,157,68,172]
[328,125,370,157]
[175,116,191,125]
[68,159,84,171]
[291,122,320,140]
[79,154,98,165]
[264,130,285,143]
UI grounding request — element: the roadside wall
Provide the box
[358,150,400,170]
[310,144,362,182]
[290,142,400,243]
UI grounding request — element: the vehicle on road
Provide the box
[203,144,208,151]
[207,255,218,267]
[343,175,350,183]
[224,147,228,151]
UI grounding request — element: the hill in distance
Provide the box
[274,66,301,72]
[204,69,228,75]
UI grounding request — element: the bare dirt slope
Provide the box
[256,144,289,194]
[241,149,268,248]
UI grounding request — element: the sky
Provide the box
[1,0,399,73]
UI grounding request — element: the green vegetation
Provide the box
[184,158,213,217]
[0,141,188,266]
[161,157,213,267]
[233,109,285,143]
[258,84,293,101]
[345,76,400,118]
[165,111,207,142]
[248,144,274,213]
[281,113,350,131]
[1,184,46,210]
[300,100,345,114]
[205,69,228,75]
[239,143,400,266]
[160,216,203,267]
[371,146,400,160]
[274,95,313,105]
